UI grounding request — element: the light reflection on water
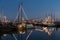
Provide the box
[1,26,60,40]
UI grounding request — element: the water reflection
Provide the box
[0,26,60,40]
[24,26,59,40]
[35,27,55,35]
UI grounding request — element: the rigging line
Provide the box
[13,4,21,23]
[22,7,28,20]
[12,34,17,40]
[26,30,33,40]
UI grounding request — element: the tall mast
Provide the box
[51,8,53,23]
[17,3,23,23]
[20,3,23,23]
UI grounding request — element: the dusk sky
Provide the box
[0,0,60,20]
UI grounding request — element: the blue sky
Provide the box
[0,0,60,20]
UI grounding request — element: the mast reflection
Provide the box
[35,27,56,35]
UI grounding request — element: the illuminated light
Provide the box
[48,32,51,35]
[17,24,23,33]
[19,31,23,34]
[17,24,26,34]
[18,25,22,27]
[3,34,7,37]
[19,31,25,34]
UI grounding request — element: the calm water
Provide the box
[1,26,60,40]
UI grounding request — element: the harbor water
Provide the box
[1,26,60,40]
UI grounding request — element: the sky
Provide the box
[0,0,60,20]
